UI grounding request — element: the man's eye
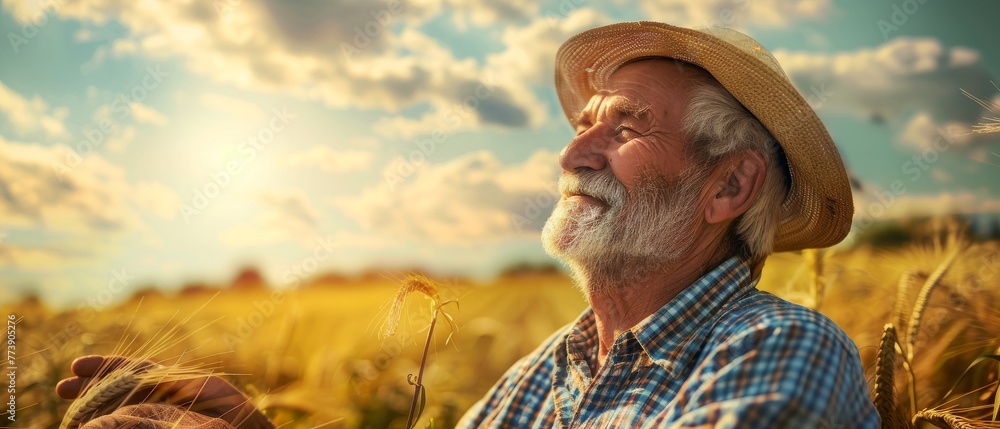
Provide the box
[615,125,637,139]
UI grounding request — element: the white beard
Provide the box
[541,166,707,296]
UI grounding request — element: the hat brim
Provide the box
[555,21,854,252]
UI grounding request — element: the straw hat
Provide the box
[555,21,854,252]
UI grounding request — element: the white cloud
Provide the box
[80,44,110,76]
[773,38,994,121]
[896,112,984,151]
[0,245,59,270]
[634,0,831,29]
[2,1,543,131]
[219,188,322,248]
[1,0,564,139]
[0,137,170,272]
[332,149,561,243]
[374,8,607,139]
[279,145,374,173]
[129,102,169,126]
[930,167,952,183]
[258,188,320,229]
[74,28,96,42]
[0,81,69,139]
[773,37,1000,151]
[447,0,537,27]
[486,8,609,87]
[0,136,137,233]
[0,137,191,275]
[85,100,165,152]
[863,192,1000,220]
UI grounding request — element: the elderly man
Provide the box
[56,21,877,429]
[457,22,878,428]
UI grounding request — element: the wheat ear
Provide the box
[62,372,138,429]
[872,324,912,429]
[60,363,216,429]
[381,274,440,338]
[872,324,897,420]
[893,270,919,332]
[906,246,962,362]
[913,409,998,429]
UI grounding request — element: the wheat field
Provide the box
[4,228,1000,428]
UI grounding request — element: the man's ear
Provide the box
[704,151,767,225]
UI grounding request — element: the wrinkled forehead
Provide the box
[603,57,716,104]
[610,57,715,83]
[580,58,708,122]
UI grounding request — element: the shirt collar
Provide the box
[629,255,757,377]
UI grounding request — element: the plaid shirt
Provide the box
[458,256,879,428]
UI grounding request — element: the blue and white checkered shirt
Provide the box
[458,256,879,428]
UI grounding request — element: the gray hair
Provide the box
[682,77,790,260]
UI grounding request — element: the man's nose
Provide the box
[559,123,609,173]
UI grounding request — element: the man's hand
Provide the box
[55,355,274,429]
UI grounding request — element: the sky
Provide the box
[1,0,999,307]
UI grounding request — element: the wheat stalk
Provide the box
[906,245,963,362]
[377,274,460,429]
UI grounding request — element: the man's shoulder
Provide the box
[713,290,858,354]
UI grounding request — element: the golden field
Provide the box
[4,231,1000,428]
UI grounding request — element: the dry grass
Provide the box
[961,84,1000,136]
